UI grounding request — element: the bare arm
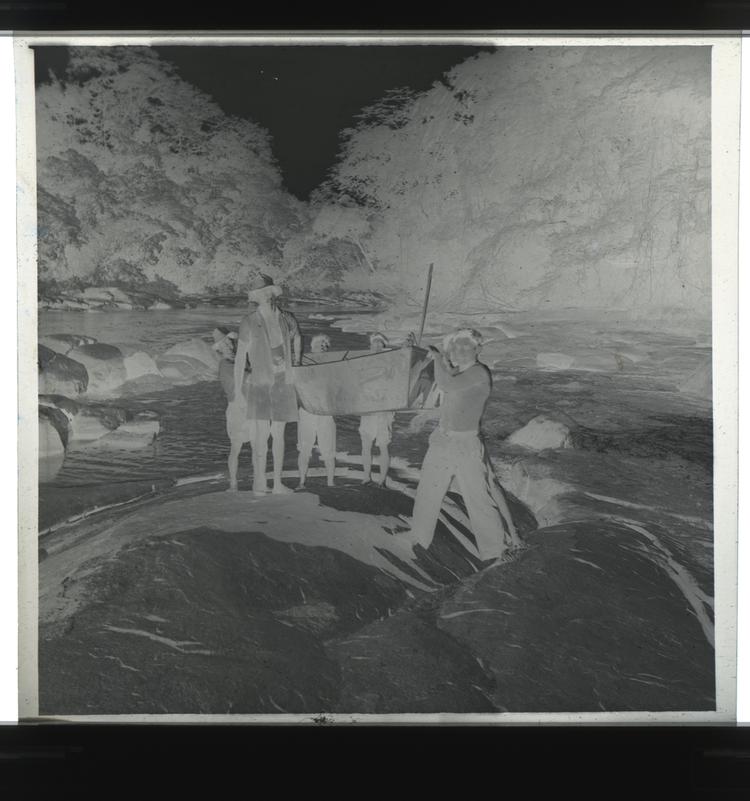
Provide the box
[282,310,302,366]
[233,318,251,402]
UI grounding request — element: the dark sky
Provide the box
[34,45,492,200]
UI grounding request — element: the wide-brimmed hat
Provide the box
[248,272,275,291]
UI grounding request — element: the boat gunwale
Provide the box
[295,345,428,369]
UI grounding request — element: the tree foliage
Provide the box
[37,46,306,294]
[320,47,711,315]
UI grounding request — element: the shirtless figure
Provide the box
[233,273,301,495]
[297,334,336,488]
[358,332,395,486]
[213,326,251,492]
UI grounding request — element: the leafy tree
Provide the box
[36,46,306,295]
[323,47,711,315]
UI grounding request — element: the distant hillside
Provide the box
[37,46,711,320]
[320,47,711,318]
[36,46,308,298]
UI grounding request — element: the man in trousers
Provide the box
[402,328,521,563]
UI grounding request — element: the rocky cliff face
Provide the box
[324,46,711,318]
[37,46,711,318]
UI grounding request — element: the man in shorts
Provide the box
[233,273,301,495]
[358,332,395,486]
[297,333,337,488]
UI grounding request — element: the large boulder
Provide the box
[492,459,571,528]
[156,338,221,382]
[39,406,68,455]
[506,415,573,451]
[38,520,408,714]
[39,296,91,311]
[86,414,160,450]
[38,393,159,448]
[39,394,80,422]
[39,395,131,444]
[80,286,133,306]
[39,333,97,356]
[38,407,67,483]
[69,406,126,443]
[67,343,127,398]
[328,611,496,713]
[437,522,715,712]
[38,345,88,397]
[123,351,160,382]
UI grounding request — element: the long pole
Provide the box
[417,263,434,346]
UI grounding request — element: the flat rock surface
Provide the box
[438,523,715,712]
[38,481,714,716]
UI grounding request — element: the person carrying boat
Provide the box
[213,326,253,492]
[401,328,521,562]
[233,273,301,495]
[358,332,395,486]
[297,333,337,489]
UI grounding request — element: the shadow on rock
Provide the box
[39,527,410,715]
[437,521,715,712]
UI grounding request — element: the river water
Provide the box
[38,306,714,596]
[38,307,376,522]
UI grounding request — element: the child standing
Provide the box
[297,334,337,488]
[213,326,250,492]
[359,332,395,486]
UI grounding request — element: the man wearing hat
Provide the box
[232,272,301,494]
[401,328,520,563]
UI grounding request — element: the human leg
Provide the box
[406,433,455,548]
[271,420,292,494]
[376,442,390,486]
[228,438,242,491]
[374,413,393,485]
[226,402,250,491]
[297,410,315,489]
[297,444,313,488]
[319,416,336,487]
[486,462,521,548]
[253,420,270,495]
[360,433,374,482]
[454,440,508,560]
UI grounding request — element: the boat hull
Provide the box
[291,346,438,415]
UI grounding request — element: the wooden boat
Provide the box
[291,346,439,415]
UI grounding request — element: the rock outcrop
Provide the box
[66,343,127,398]
[38,486,714,714]
[506,416,573,451]
[156,338,221,383]
[38,345,88,397]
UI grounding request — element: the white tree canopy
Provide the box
[322,47,711,316]
[37,46,306,295]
